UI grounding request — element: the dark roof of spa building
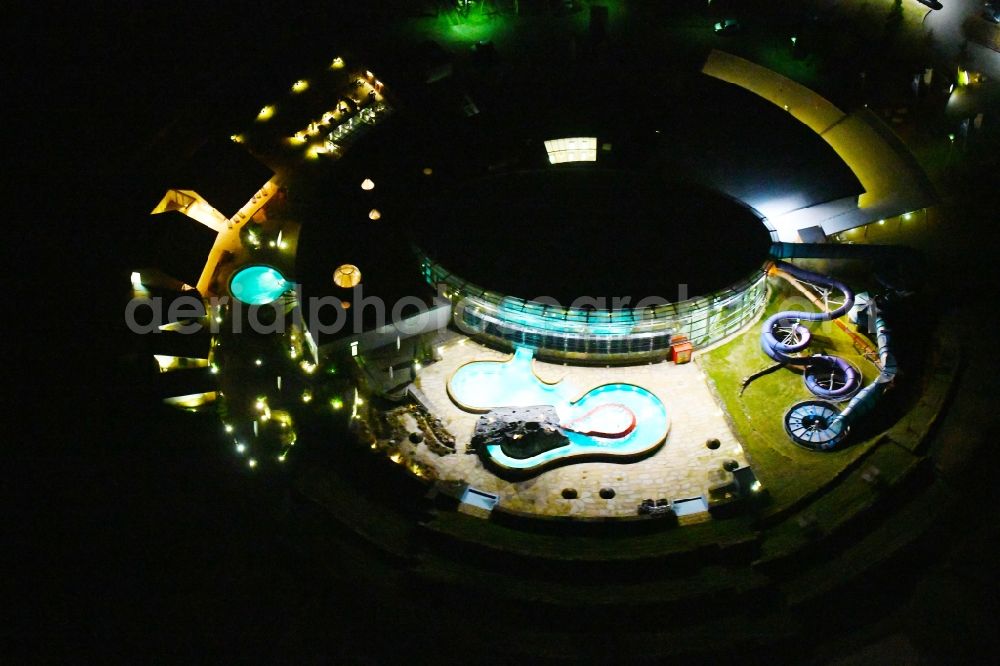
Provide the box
[140,210,218,288]
[173,138,274,219]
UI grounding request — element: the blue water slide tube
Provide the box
[761,261,858,399]
[761,262,855,363]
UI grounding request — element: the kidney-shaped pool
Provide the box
[448,348,669,476]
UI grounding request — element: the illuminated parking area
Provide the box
[229,56,392,168]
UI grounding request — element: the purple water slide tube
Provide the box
[760,261,855,368]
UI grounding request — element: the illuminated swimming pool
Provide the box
[229,265,290,305]
[448,348,669,474]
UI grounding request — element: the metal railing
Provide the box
[417,250,768,361]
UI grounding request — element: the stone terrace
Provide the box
[396,338,750,518]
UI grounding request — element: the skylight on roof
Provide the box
[544,137,597,164]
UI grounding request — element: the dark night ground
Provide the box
[7,2,1000,661]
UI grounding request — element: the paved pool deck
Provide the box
[397,338,750,518]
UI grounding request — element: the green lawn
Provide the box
[699,278,883,512]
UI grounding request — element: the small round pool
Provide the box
[229,265,290,305]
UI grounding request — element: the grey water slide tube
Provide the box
[831,313,897,430]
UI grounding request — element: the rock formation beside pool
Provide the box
[472,406,568,459]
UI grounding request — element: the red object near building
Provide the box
[671,340,693,364]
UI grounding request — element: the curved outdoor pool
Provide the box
[448,348,669,473]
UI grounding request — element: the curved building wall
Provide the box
[419,252,768,364]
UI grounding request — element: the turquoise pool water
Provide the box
[449,347,563,410]
[230,265,290,305]
[448,348,668,472]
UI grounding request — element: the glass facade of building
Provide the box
[419,251,768,364]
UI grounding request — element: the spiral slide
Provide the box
[784,312,896,450]
[760,261,860,400]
